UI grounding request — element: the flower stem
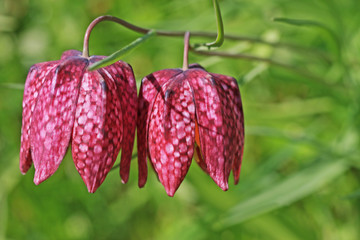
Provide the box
[82,15,329,62]
[82,15,152,58]
[182,32,190,71]
[191,48,338,88]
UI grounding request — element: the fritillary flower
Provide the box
[20,50,137,193]
[137,64,244,196]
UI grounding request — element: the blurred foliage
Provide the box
[0,0,360,239]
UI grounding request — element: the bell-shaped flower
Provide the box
[20,50,137,193]
[137,64,244,196]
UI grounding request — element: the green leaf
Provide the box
[216,159,348,228]
[88,30,156,71]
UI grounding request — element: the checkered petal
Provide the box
[98,61,137,184]
[211,73,244,184]
[30,57,88,185]
[187,68,232,190]
[148,75,196,196]
[137,69,182,187]
[72,69,123,193]
[20,61,60,174]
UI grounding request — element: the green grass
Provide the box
[0,0,359,239]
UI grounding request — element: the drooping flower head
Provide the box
[137,64,244,196]
[20,50,137,193]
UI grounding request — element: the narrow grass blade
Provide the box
[0,83,24,90]
[88,30,156,71]
[273,17,340,51]
[216,159,348,228]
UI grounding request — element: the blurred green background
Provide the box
[0,0,359,239]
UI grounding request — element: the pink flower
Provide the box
[20,50,137,193]
[137,64,244,196]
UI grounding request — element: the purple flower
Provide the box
[137,64,244,196]
[20,50,137,192]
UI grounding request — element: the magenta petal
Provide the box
[187,69,230,190]
[21,50,139,192]
[30,58,88,185]
[61,50,82,60]
[137,69,182,187]
[99,62,137,184]
[211,73,244,184]
[72,69,123,193]
[138,65,244,194]
[20,61,60,174]
[148,76,196,196]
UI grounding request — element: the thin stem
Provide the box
[191,48,331,86]
[183,32,190,71]
[82,15,152,58]
[191,48,347,104]
[273,17,341,57]
[82,15,330,62]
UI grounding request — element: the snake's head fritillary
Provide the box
[20,50,137,193]
[137,64,244,196]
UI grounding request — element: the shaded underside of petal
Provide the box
[211,73,244,184]
[137,68,182,188]
[98,61,137,184]
[30,57,88,185]
[186,68,230,191]
[148,74,196,196]
[72,69,123,193]
[20,61,60,174]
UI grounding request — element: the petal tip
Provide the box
[85,182,99,193]
[120,171,129,184]
[33,170,47,185]
[87,187,97,194]
[221,185,229,191]
[234,177,240,185]
[212,177,229,191]
[138,178,146,188]
[138,165,148,188]
[81,175,101,193]
[165,189,176,197]
[164,182,181,197]
[20,167,28,175]
[33,179,41,185]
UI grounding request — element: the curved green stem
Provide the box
[82,0,225,58]
[82,15,332,71]
[82,15,329,61]
[204,0,224,49]
[82,15,151,58]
